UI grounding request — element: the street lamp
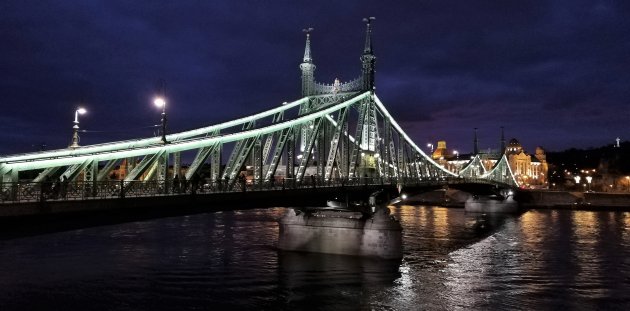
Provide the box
[574,175,581,190]
[69,107,87,148]
[427,143,433,153]
[154,96,167,144]
[585,176,592,192]
[453,150,459,160]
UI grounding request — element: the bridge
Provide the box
[0,21,518,206]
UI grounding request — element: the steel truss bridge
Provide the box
[0,21,518,204]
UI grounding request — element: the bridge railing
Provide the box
[0,176,450,204]
[0,176,500,204]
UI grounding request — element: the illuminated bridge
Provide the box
[0,20,517,205]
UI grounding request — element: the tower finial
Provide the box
[500,126,506,153]
[473,128,479,155]
[362,17,375,54]
[300,28,316,97]
[302,27,314,63]
[361,17,376,91]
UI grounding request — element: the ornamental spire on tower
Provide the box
[361,17,376,91]
[473,128,479,155]
[300,27,316,97]
[303,27,313,63]
[363,17,375,54]
[500,126,506,153]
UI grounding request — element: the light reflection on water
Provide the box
[0,206,629,310]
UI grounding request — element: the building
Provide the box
[503,139,548,187]
[434,135,548,188]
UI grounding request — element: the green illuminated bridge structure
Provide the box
[0,21,518,205]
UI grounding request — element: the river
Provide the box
[1,206,629,310]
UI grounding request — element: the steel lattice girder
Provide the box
[1,92,482,185]
[479,154,519,187]
[3,93,370,172]
[0,96,311,164]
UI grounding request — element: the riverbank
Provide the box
[403,189,630,211]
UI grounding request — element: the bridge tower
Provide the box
[361,17,376,92]
[300,28,316,97]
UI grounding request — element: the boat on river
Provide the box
[278,190,403,259]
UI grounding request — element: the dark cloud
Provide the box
[0,0,628,156]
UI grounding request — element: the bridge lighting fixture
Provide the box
[154,96,168,144]
[69,107,87,149]
[401,194,407,200]
[586,176,592,192]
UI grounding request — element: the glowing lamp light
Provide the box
[154,97,166,108]
[77,108,87,115]
[401,194,408,200]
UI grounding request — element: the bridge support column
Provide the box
[286,128,295,187]
[85,160,98,197]
[211,144,221,183]
[253,137,263,189]
[157,151,169,194]
[126,157,137,175]
[173,152,181,179]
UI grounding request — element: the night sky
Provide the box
[1,1,629,157]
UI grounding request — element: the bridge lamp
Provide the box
[585,176,592,192]
[401,194,407,200]
[453,150,459,159]
[69,107,87,149]
[574,175,581,185]
[154,96,167,144]
[427,143,433,153]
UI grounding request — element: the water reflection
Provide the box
[1,207,630,310]
[278,251,402,309]
[443,209,630,310]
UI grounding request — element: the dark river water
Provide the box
[1,206,630,310]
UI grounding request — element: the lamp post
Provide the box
[585,176,592,192]
[154,96,167,144]
[427,143,433,153]
[574,175,581,190]
[69,107,87,148]
[453,150,459,160]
